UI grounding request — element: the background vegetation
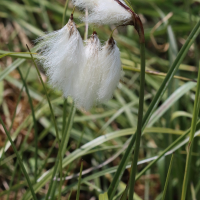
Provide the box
[0,0,200,199]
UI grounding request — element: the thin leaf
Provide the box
[76,161,83,200]
[162,154,174,200]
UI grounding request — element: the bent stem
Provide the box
[107,14,146,200]
[181,62,200,200]
[108,18,200,200]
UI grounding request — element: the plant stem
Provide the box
[128,42,146,200]
[108,19,200,200]
[17,68,38,183]
[181,62,200,200]
[62,0,69,26]
[162,154,174,200]
[76,161,83,200]
[0,118,37,200]
[48,102,76,199]
[26,45,62,200]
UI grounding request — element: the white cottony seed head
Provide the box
[36,16,85,101]
[76,32,102,110]
[98,37,122,103]
[72,0,132,25]
[72,0,98,10]
[36,12,123,110]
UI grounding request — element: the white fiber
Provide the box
[98,37,122,103]
[77,0,132,25]
[71,0,98,10]
[76,32,102,110]
[36,17,85,102]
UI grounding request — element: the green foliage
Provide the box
[0,0,200,200]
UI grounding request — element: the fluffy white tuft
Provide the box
[78,0,132,25]
[98,37,122,103]
[71,0,98,10]
[75,32,102,110]
[36,17,85,101]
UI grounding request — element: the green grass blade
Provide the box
[37,139,57,178]
[61,102,76,157]
[76,161,83,200]
[26,45,63,199]
[120,185,129,200]
[107,19,200,199]
[62,0,69,26]
[147,82,196,127]
[67,190,73,200]
[17,68,38,183]
[181,62,200,200]
[0,66,31,164]
[162,154,174,200]
[99,193,109,200]
[20,125,200,200]
[48,102,76,199]
[0,117,37,200]
[128,42,146,200]
[0,59,25,81]
[136,120,200,181]
[0,51,36,59]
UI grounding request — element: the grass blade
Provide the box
[128,42,146,200]
[62,0,69,26]
[99,193,109,200]
[26,45,63,199]
[120,185,128,200]
[17,68,38,183]
[162,154,174,200]
[136,120,200,181]
[181,62,200,200]
[76,161,83,200]
[0,117,37,200]
[107,20,200,199]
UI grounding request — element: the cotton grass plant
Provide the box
[0,1,200,200]
[35,1,146,198]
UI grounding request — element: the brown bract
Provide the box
[67,14,76,37]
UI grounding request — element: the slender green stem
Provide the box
[61,102,76,157]
[7,159,18,200]
[62,99,68,137]
[0,66,30,164]
[128,43,146,200]
[17,68,38,183]
[37,140,57,178]
[181,62,200,200]
[162,154,174,200]
[58,100,74,199]
[108,20,200,200]
[62,0,69,27]
[26,45,62,200]
[0,117,37,200]
[56,3,70,197]
[67,190,73,200]
[48,102,76,199]
[76,161,83,200]
[7,124,33,200]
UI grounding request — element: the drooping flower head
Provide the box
[35,0,144,111]
[98,36,122,103]
[76,31,102,110]
[36,14,85,100]
[72,0,133,25]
